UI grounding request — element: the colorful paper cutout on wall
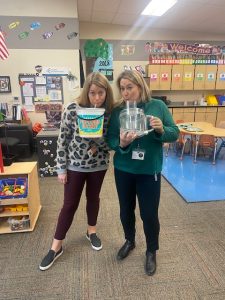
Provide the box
[121,45,135,56]
[18,32,29,40]
[9,22,20,29]
[42,32,53,39]
[55,23,65,30]
[30,22,41,30]
[67,32,78,40]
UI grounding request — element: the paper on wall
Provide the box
[48,90,62,101]
[35,76,46,85]
[36,86,47,97]
[22,83,34,96]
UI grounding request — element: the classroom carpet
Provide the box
[162,150,225,203]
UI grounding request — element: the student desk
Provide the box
[178,122,225,164]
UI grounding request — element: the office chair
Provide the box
[0,121,19,166]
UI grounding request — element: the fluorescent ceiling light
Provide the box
[141,0,177,16]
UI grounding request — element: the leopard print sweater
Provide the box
[56,102,110,174]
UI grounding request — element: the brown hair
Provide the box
[77,72,114,113]
[116,70,150,104]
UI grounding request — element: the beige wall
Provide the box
[0,49,80,123]
[0,0,78,17]
[0,0,79,124]
[80,22,225,104]
[79,22,225,41]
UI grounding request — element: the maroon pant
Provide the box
[54,169,107,240]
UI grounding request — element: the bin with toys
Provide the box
[0,177,28,199]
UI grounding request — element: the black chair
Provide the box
[0,125,19,166]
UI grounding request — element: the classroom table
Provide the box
[178,122,225,164]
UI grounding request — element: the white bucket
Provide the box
[77,108,105,138]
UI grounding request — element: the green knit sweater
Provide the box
[107,99,179,175]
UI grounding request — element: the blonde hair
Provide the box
[77,72,114,113]
[116,70,150,104]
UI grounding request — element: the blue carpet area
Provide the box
[162,151,225,203]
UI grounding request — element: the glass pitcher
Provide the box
[119,101,153,137]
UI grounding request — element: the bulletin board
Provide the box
[19,74,64,111]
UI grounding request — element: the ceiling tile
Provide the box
[92,11,115,23]
[77,0,93,11]
[78,0,225,35]
[112,13,139,26]
[78,10,92,22]
[93,0,121,12]
[118,0,150,14]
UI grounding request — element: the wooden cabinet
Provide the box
[172,107,195,122]
[205,65,217,90]
[0,162,41,234]
[171,65,183,90]
[147,64,172,90]
[182,65,195,90]
[216,107,225,126]
[216,65,225,89]
[195,107,217,125]
[36,130,59,177]
[193,65,217,90]
[147,64,222,91]
[170,106,225,126]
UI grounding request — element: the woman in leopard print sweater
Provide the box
[39,72,114,271]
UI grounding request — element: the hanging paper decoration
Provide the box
[8,22,20,29]
[42,32,53,39]
[67,32,78,40]
[55,23,65,30]
[30,22,41,30]
[18,32,29,40]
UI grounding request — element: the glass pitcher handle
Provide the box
[146,115,153,130]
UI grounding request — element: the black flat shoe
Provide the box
[145,251,156,276]
[117,240,135,260]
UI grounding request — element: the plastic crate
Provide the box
[216,95,225,105]
[0,177,28,199]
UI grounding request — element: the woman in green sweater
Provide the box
[107,70,179,276]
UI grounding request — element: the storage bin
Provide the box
[206,95,218,106]
[7,216,30,231]
[215,95,225,105]
[0,177,28,199]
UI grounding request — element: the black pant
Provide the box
[114,168,161,252]
[54,169,107,240]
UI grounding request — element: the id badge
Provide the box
[132,148,145,160]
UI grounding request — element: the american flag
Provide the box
[0,31,9,60]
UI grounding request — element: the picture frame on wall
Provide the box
[0,76,11,93]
